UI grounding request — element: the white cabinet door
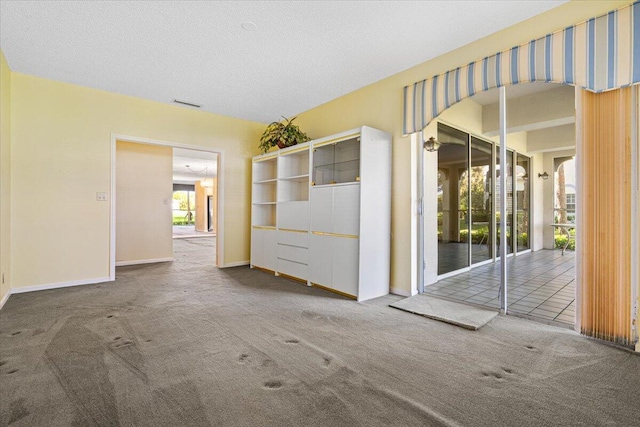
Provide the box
[278,201,309,231]
[263,229,277,271]
[277,230,308,248]
[309,233,332,287]
[331,237,359,297]
[251,228,276,270]
[332,185,360,236]
[310,187,333,233]
[251,228,263,268]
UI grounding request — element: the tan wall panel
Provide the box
[195,181,206,232]
[116,141,173,263]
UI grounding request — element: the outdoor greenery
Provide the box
[173,211,194,226]
[172,191,195,225]
[554,228,576,251]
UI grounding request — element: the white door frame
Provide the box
[109,134,225,280]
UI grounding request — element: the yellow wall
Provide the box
[0,51,11,304]
[295,1,630,293]
[2,0,633,296]
[10,72,264,290]
[116,141,173,264]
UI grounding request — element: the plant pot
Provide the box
[277,141,287,149]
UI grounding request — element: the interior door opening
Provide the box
[112,137,222,276]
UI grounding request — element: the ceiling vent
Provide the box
[173,99,202,108]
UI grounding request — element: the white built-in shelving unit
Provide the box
[250,126,391,302]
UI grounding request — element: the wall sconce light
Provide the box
[423,136,441,152]
[538,172,549,180]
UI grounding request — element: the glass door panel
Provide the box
[470,137,493,263]
[437,123,470,275]
[496,149,514,255]
[516,154,530,252]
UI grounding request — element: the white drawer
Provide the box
[277,259,308,280]
[277,230,308,248]
[277,244,308,264]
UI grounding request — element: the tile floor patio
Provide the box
[425,249,575,326]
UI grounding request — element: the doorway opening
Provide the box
[423,82,578,328]
[110,135,223,278]
[172,148,218,240]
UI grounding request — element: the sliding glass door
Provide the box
[470,137,493,264]
[516,154,531,252]
[436,122,532,277]
[437,124,469,275]
[496,148,514,255]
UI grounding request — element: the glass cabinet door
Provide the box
[312,137,360,185]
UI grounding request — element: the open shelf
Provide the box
[252,180,277,204]
[278,149,310,180]
[253,156,278,182]
[278,179,309,202]
[279,174,310,182]
[253,178,278,184]
[252,204,276,227]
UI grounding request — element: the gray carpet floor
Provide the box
[1,238,639,426]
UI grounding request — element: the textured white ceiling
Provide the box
[173,148,217,184]
[0,1,566,123]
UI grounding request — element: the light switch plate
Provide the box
[97,192,108,201]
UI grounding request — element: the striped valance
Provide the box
[403,1,640,135]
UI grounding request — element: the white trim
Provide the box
[410,133,421,296]
[574,89,583,334]
[11,277,112,294]
[515,249,532,256]
[110,134,225,275]
[219,260,250,268]
[110,138,116,280]
[390,287,417,297]
[216,153,225,267]
[0,290,11,309]
[438,267,471,281]
[115,257,173,267]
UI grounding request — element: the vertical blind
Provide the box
[578,87,633,346]
[403,1,640,135]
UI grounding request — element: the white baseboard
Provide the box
[0,290,11,310]
[220,260,250,268]
[115,257,173,267]
[10,276,112,294]
[390,287,417,297]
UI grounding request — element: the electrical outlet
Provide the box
[96,192,108,201]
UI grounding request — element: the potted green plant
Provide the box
[258,116,311,154]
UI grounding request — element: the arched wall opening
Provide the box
[405,1,639,349]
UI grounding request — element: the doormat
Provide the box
[390,294,498,330]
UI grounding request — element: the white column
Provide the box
[499,87,508,313]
